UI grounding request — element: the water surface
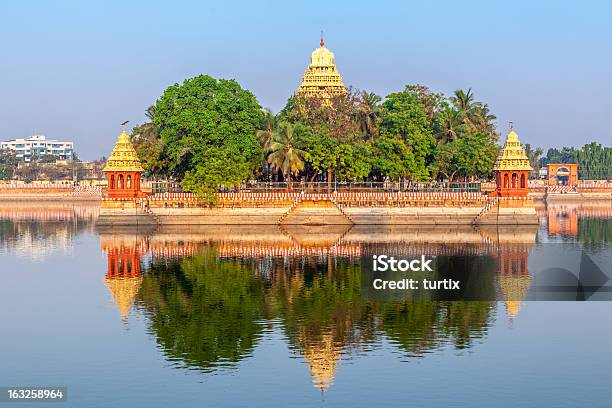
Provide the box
[0,201,611,407]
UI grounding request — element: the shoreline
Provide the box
[0,195,101,202]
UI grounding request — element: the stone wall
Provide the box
[96,193,539,226]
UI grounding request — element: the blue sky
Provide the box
[1,0,610,160]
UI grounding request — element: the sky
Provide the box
[0,0,610,160]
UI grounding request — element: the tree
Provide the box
[380,86,436,180]
[448,88,498,139]
[0,149,18,180]
[431,141,463,181]
[470,103,497,137]
[544,147,577,165]
[257,108,275,148]
[131,105,169,177]
[450,88,476,126]
[431,132,497,180]
[371,135,416,180]
[39,154,57,164]
[266,122,305,189]
[523,143,544,177]
[575,142,611,180]
[298,127,372,186]
[153,75,264,201]
[15,162,40,182]
[138,250,267,372]
[281,89,362,141]
[355,91,382,140]
[435,103,463,146]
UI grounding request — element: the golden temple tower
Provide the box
[103,130,145,198]
[301,333,340,392]
[497,245,532,319]
[101,234,146,320]
[492,128,533,197]
[297,34,347,98]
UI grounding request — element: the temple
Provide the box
[492,128,533,197]
[103,130,145,198]
[297,34,347,98]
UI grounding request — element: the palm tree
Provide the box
[471,103,497,135]
[450,88,476,125]
[357,91,382,140]
[266,123,305,189]
[257,109,275,148]
[435,107,463,146]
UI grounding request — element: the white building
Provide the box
[0,135,74,162]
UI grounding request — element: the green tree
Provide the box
[131,105,169,178]
[371,135,416,180]
[39,154,57,164]
[575,142,611,179]
[355,91,382,140]
[0,149,18,180]
[299,127,372,185]
[153,75,264,201]
[450,89,476,125]
[435,103,463,146]
[138,251,267,372]
[448,88,497,139]
[431,132,497,180]
[266,122,306,188]
[523,143,544,177]
[380,86,436,180]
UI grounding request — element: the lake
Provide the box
[0,201,611,407]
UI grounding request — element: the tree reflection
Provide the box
[132,249,495,387]
[137,250,267,372]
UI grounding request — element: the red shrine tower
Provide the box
[103,130,145,198]
[492,128,533,198]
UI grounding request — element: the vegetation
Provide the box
[137,251,495,372]
[131,75,263,201]
[0,149,18,180]
[130,73,609,198]
[538,143,611,179]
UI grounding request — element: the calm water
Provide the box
[1,202,611,407]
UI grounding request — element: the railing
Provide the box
[152,181,183,194]
[231,181,483,193]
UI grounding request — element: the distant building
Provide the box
[541,163,579,185]
[0,135,74,162]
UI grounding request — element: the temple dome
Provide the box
[492,129,534,171]
[105,276,143,320]
[103,130,145,173]
[302,333,340,392]
[499,274,532,319]
[297,36,346,98]
[310,45,335,67]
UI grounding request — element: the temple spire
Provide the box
[297,34,346,98]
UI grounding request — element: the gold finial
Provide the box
[320,31,324,47]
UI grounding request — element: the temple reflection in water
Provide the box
[98,224,543,391]
[1,200,607,392]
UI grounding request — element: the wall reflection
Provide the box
[541,202,611,244]
[0,203,98,259]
